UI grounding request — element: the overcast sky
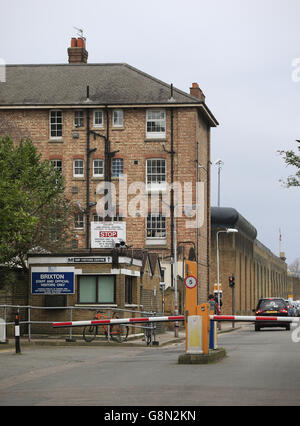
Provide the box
[1,0,300,265]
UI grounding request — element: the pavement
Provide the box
[0,322,242,351]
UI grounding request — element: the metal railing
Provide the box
[0,304,161,342]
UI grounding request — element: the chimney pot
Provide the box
[71,37,77,48]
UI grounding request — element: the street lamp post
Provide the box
[216,228,238,310]
[215,159,224,207]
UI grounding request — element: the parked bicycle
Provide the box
[83,311,129,343]
[143,323,156,346]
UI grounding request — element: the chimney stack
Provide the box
[68,37,88,64]
[190,82,205,102]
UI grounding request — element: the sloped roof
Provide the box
[0,63,218,126]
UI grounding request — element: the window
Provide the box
[78,275,115,304]
[146,158,166,191]
[93,159,104,177]
[74,110,84,128]
[146,109,166,139]
[73,159,84,177]
[74,213,84,229]
[93,110,104,127]
[112,158,124,178]
[51,159,62,174]
[50,110,63,139]
[51,159,62,184]
[147,214,166,239]
[113,109,124,127]
[125,276,133,304]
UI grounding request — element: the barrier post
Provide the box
[209,303,218,350]
[196,303,210,355]
[15,310,21,354]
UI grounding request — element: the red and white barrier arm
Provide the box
[52,314,300,328]
[53,315,185,328]
[210,315,300,323]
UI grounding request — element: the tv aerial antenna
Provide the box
[74,27,86,41]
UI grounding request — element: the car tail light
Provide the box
[256,309,264,314]
[279,309,288,314]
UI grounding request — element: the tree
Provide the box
[0,136,75,271]
[288,258,300,276]
[279,140,300,187]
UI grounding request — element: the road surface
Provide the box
[0,324,300,406]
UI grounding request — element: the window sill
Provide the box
[145,137,167,142]
[72,177,85,181]
[48,138,63,143]
[112,127,125,131]
[145,239,167,246]
[75,304,118,308]
[145,186,167,194]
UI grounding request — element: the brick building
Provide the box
[0,37,218,304]
[210,207,291,315]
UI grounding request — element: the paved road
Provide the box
[1,324,300,406]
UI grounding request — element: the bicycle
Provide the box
[143,323,156,346]
[83,311,129,343]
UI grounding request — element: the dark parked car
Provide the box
[253,298,291,331]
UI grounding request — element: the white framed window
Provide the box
[146,213,166,245]
[146,109,166,139]
[146,158,166,192]
[74,110,84,128]
[112,158,124,178]
[50,110,63,139]
[74,213,84,229]
[93,109,104,127]
[112,109,124,127]
[93,159,104,177]
[73,159,84,177]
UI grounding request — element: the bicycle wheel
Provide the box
[83,325,97,342]
[144,327,152,346]
[110,324,129,343]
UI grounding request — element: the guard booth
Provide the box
[27,249,162,335]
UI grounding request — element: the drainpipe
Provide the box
[86,86,91,249]
[105,107,111,220]
[170,85,174,291]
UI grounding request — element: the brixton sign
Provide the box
[31,267,75,295]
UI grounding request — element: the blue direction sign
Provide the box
[31,271,75,295]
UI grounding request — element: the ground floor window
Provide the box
[78,275,115,304]
[125,276,133,304]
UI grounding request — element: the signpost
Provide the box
[91,222,126,248]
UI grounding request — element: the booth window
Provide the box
[125,276,133,304]
[78,275,115,304]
